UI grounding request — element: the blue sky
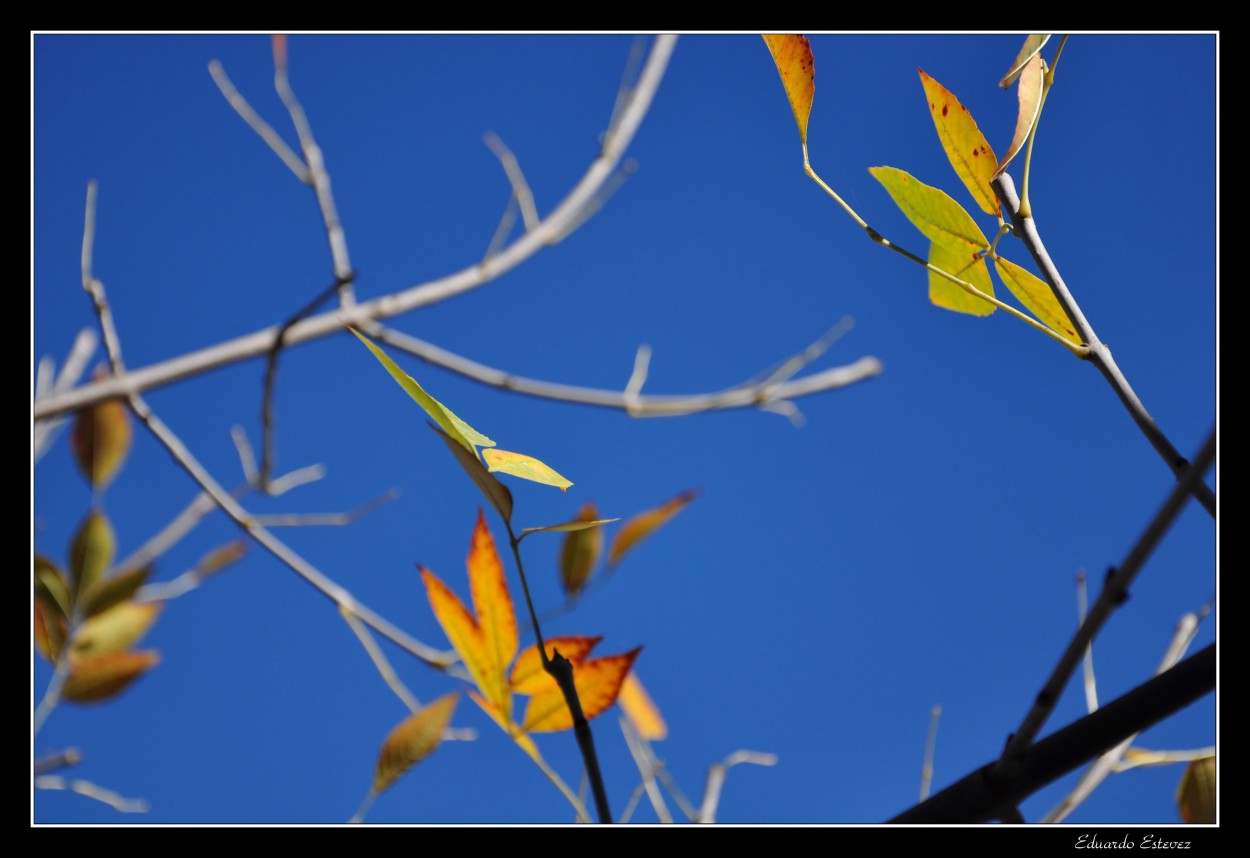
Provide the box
[33,34,1216,825]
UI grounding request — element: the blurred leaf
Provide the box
[762,35,815,148]
[992,255,1081,343]
[993,53,1044,180]
[431,424,513,524]
[1177,754,1215,824]
[70,371,132,491]
[522,647,641,734]
[69,509,115,600]
[928,241,995,316]
[608,490,699,569]
[62,650,160,703]
[482,448,573,492]
[347,326,494,457]
[80,567,152,618]
[521,514,618,539]
[197,540,248,578]
[618,672,668,741]
[35,600,67,663]
[468,510,517,718]
[71,601,162,661]
[371,692,460,797]
[868,166,989,253]
[918,69,999,216]
[555,503,607,596]
[1000,35,1050,88]
[510,636,602,696]
[35,554,73,620]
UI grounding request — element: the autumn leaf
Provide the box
[618,672,668,741]
[483,448,573,492]
[1000,35,1051,89]
[521,647,641,733]
[70,508,115,600]
[371,692,460,798]
[35,601,67,663]
[868,166,989,254]
[347,325,494,457]
[510,636,602,696]
[1176,754,1215,824]
[763,35,815,148]
[431,423,513,524]
[918,69,999,217]
[991,255,1081,344]
[468,510,518,717]
[62,650,160,703]
[994,52,1044,180]
[70,368,132,491]
[35,555,73,620]
[608,490,699,568]
[928,241,996,317]
[71,601,163,661]
[80,567,152,618]
[555,502,606,596]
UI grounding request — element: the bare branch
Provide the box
[34,748,83,776]
[619,717,673,823]
[208,60,309,182]
[697,750,778,823]
[35,776,149,814]
[920,704,942,801]
[33,328,97,461]
[484,131,540,232]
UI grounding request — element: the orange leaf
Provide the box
[62,650,160,703]
[763,35,815,148]
[467,511,517,716]
[35,601,67,663]
[618,673,668,741]
[371,692,460,796]
[70,368,132,491]
[608,490,699,568]
[522,647,641,734]
[510,636,602,696]
[420,567,493,708]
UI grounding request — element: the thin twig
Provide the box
[372,324,882,418]
[1041,611,1204,823]
[252,488,399,527]
[996,430,1215,775]
[33,329,97,461]
[696,750,778,823]
[208,61,309,181]
[34,747,82,776]
[339,604,422,714]
[35,36,680,423]
[34,776,149,813]
[483,132,540,231]
[623,344,652,416]
[620,717,673,823]
[920,704,942,801]
[81,182,124,375]
[1077,570,1098,714]
[993,173,1216,517]
[1114,745,1215,773]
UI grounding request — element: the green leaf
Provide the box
[762,35,815,148]
[80,567,152,618]
[868,166,989,253]
[994,52,1044,180]
[35,555,73,620]
[918,69,999,217]
[482,448,573,492]
[928,242,995,317]
[991,255,1081,344]
[430,423,513,524]
[1000,35,1051,89]
[347,325,494,457]
[69,509,115,600]
[521,516,618,540]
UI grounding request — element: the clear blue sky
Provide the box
[33,34,1216,825]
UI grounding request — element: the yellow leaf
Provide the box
[928,241,995,317]
[70,368,132,491]
[482,448,573,492]
[762,35,815,148]
[1000,35,1051,89]
[70,508,115,600]
[371,692,460,797]
[420,567,493,711]
[608,490,699,569]
[510,636,602,696]
[431,424,513,524]
[62,650,160,703]
[557,502,605,596]
[522,647,641,734]
[993,53,1044,180]
[468,689,542,764]
[618,672,668,741]
[71,601,163,661]
[918,69,999,217]
[347,325,494,457]
[991,255,1081,344]
[868,166,989,254]
[467,511,517,717]
[1177,755,1215,824]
